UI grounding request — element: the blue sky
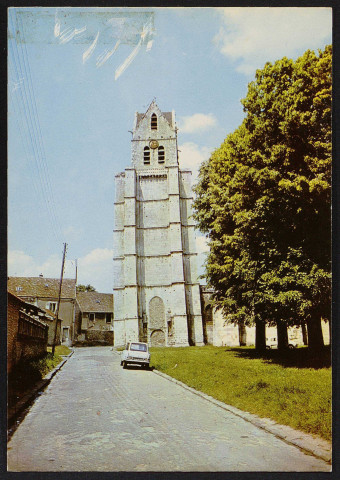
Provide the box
[8,7,332,292]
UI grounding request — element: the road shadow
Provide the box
[228,345,331,369]
[123,365,155,371]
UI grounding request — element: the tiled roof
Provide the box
[76,292,113,313]
[8,277,76,299]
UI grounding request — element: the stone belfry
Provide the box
[113,100,204,347]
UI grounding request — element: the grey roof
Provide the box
[8,277,76,299]
[76,292,113,313]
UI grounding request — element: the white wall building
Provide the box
[113,101,204,347]
[200,286,330,347]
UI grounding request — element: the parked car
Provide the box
[266,337,297,349]
[121,342,150,369]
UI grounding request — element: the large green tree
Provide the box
[193,46,331,352]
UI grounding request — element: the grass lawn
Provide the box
[47,345,72,356]
[150,345,331,441]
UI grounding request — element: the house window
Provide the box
[158,146,165,163]
[144,146,150,164]
[106,313,112,324]
[47,302,57,313]
[89,313,95,321]
[151,113,157,130]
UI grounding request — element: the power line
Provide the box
[17,12,64,243]
[8,11,64,246]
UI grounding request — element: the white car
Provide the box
[266,337,297,349]
[121,342,150,369]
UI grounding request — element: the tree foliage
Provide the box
[76,284,96,292]
[193,46,331,350]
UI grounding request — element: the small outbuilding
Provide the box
[75,292,114,345]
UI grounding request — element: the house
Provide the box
[75,292,114,345]
[8,291,49,373]
[8,276,76,345]
[40,308,62,346]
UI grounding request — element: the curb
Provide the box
[8,350,74,431]
[153,369,332,464]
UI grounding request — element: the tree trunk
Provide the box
[301,322,308,345]
[255,319,266,352]
[277,320,288,350]
[306,317,324,352]
[238,321,247,346]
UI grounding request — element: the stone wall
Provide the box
[84,330,113,345]
[200,287,331,347]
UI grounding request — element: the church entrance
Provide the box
[149,296,165,347]
[150,329,165,346]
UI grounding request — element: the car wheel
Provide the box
[288,344,295,349]
[120,361,123,366]
[123,361,127,369]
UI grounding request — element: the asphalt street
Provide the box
[7,346,330,472]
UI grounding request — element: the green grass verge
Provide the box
[47,345,72,356]
[150,345,331,441]
[8,347,71,406]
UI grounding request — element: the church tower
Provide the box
[113,101,204,347]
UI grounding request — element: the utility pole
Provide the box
[52,243,67,355]
[72,258,78,344]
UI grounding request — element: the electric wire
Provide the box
[17,12,64,244]
[8,11,64,246]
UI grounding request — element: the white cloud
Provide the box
[215,7,332,75]
[8,250,75,279]
[77,248,113,292]
[178,113,218,134]
[62,225,82,241]
[178,142,212,185]
[8,248,113,293]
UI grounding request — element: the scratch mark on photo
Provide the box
[96,40,120,68]
[115,39,142,80]
[83,32,100,64]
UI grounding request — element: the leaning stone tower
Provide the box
[113,100,204,347]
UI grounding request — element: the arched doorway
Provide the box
[149,296,165,346]
[150,329,165,346]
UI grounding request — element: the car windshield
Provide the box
[130,343,147,352]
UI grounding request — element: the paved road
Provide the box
[7,347,330,472]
